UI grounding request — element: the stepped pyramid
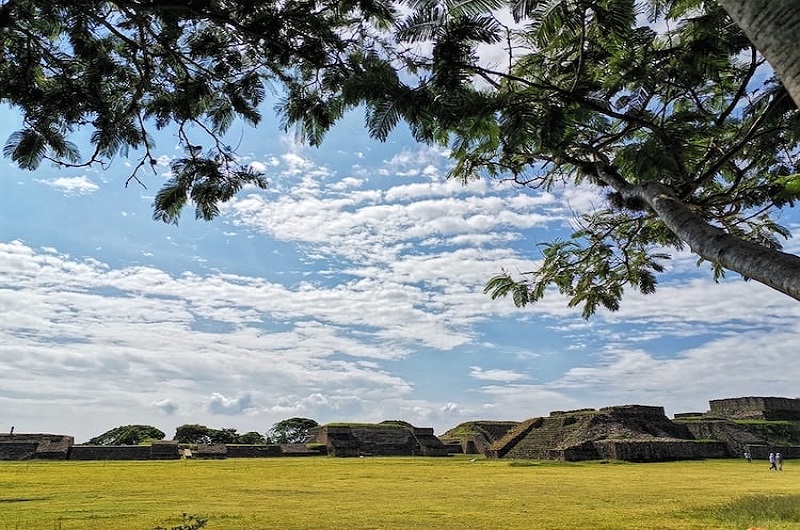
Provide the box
[312,421,448,457]
[487,405,728,462]
[439,420,519,454]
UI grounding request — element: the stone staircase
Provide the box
[439,421,518,454]
[487,405,711,462]
[495,416,595,460]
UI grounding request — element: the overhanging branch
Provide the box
[593,164,800,301]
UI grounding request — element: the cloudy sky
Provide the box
[2,93,799,443]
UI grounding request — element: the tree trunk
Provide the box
[596,166,800,301]
[718,0,800,108]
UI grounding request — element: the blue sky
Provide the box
[2,94,800,443]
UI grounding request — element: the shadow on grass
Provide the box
[0,497,51,503]
[694,494,800,528]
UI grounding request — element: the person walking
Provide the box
[769,452,777,470]
[744,450,752,463]
[776,452,783,471]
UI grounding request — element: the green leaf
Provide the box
[3,130,47,170]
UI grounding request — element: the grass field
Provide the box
[0,456,798,529]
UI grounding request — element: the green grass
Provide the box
[694,494,800,528]
[0,457,798,529]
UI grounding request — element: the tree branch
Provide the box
[594,163,800,301]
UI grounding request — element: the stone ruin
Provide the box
[310,421,448,457]
[0,421,443,461]
[439,421,519,454]
[485,405,727,462]
[485,397,800,462]
[3,396,798,463]
[707,396,800,421]
[674,396,800,460]
[0,434,74,460]
[0,435,325,461]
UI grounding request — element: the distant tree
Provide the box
[173,425,269,444]
[208,427,239,444]
[236,431,267,445]
[88,425,165,445]
[268,418,319,444]
[174,424,212,444]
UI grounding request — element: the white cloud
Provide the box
[6,129,800,444]
[207,393,256,415]
[470,366,528,382]
[153,399,179,415]
[440,402,459,412]
[249,160,267,172]
[37,175,99,196]
[330,177,364,190]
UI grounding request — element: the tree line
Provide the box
[87,418,319,445]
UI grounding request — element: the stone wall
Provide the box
[594,439,729,462]
[0,432,395,460]
[560,440,601,461]
[0,434,73,460]
[0,442,40,461]
[312,424,447,457]
[407,427,447,456]
[225,445,283,458]
[708,397,800,420]
[742,445,800,460]
[281,443,327,456]
[598,405,667,419]
[65,443,326,460]
[441,441,464,454]
[150,440,180,459]
[680,420,764,456]
[193,443,227,459]
[313,426,360,457]
[349,426,416,456]
[680,418,800,458]
[69,445,151,460]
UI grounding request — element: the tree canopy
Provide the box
[235,431,267,445]
[267,417,319,444]
[333,0,800,314]
[0,0,394,222]
[172,424,267,444]
[173,423,213,444]
[3,0,800,313]
[88,424,165,445]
